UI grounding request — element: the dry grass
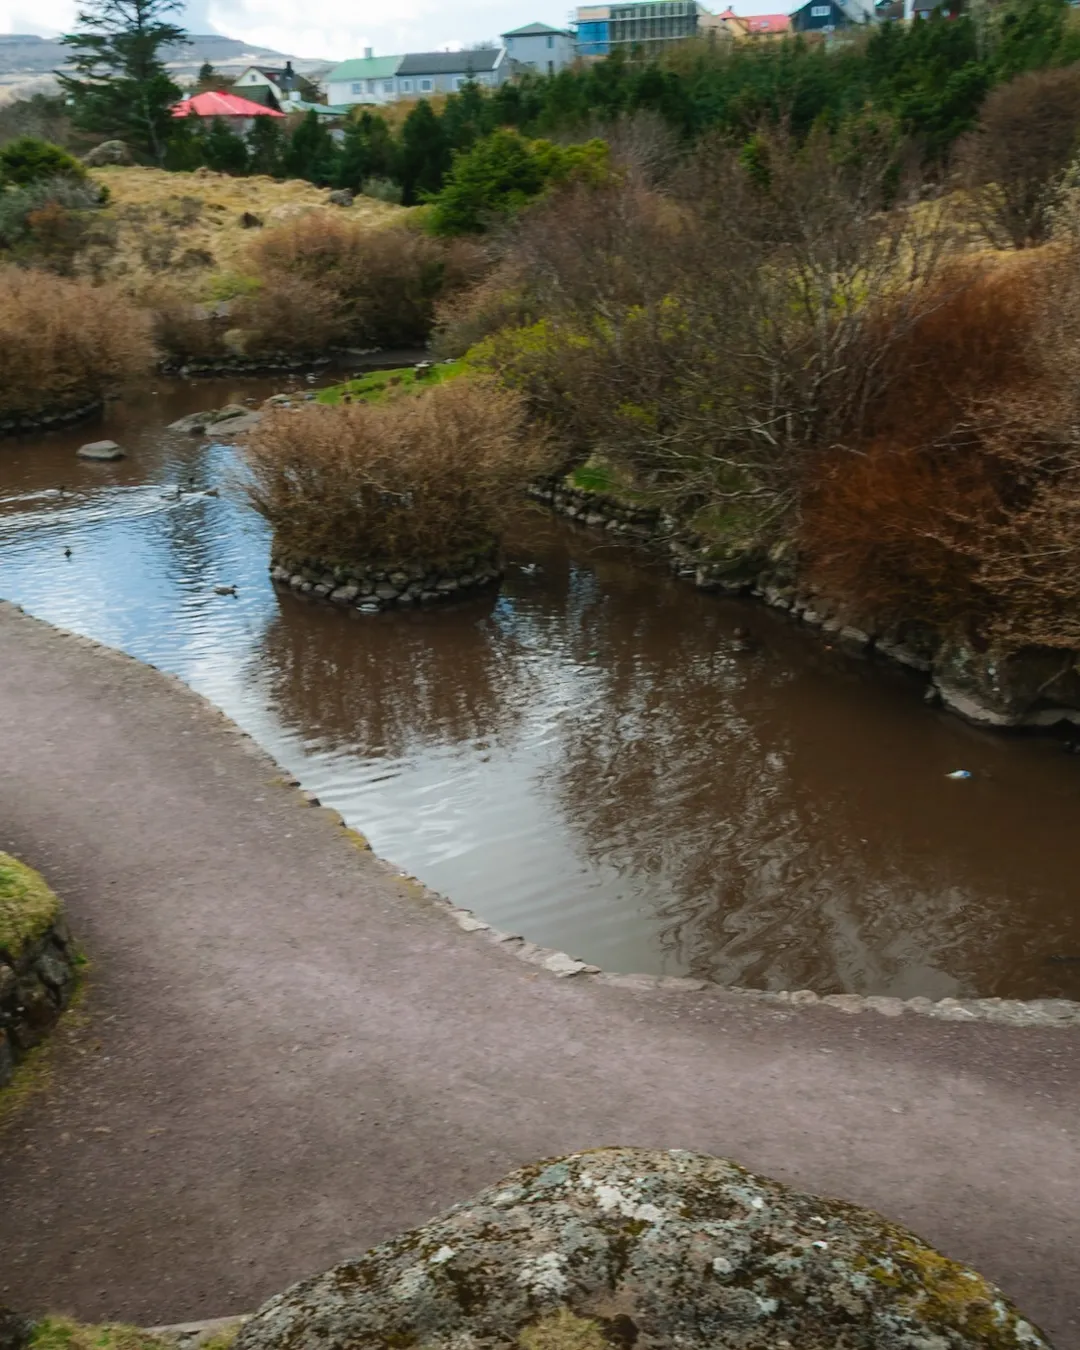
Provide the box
[243,377,550,565]
[86,165,404,293]
[0,266,154,419]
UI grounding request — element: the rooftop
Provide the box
[171,90,286,118]
[324,55,403,82]
[502,21,573,36]
[397,48,503,75]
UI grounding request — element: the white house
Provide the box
[324,51,403,107]
[393,47,513,98]
[500,22,577,74]
[233,61,320,108]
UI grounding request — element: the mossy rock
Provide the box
[0,853,60,961]
[27,1318,239,1350]
[235,1148,1050,1350]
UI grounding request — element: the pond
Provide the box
[2,377,1080,1000]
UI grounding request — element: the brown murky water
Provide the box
[3,379,1080,999]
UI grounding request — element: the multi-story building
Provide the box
[324,47,515,107]
[575,1,709,58]
[501,21,578,74]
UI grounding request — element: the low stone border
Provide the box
[0,914,80,1088]
[0,399,103,439]
[7,603,1078,1030]
[161,356,331,378]
[270,548,503,611]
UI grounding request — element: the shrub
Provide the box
[0,176,111,271]
[0,266,154,419]
[0,137,87,188]
[427,130,611,236]
[248,214,486,347]
[801,252,1080,647]
[362,176,403,204]
[242,377,550,565]
[956,65,1080,248]
[140,283,227,363]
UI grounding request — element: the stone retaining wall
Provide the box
[0,399,103,439]
[0,916,79,1088]
[530,478,1080,731]
[270,547,503,612]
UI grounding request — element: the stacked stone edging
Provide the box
[271,547,503,611]
[0,399,103,439]
[530,478,1080,731]
[162,355,331,378]
[0,916,79,1088]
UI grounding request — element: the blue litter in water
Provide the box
[945,769,972,780]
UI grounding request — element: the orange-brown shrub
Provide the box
[140,282,227,363]
[0,266,154,419]
[242,377,550,565]
[248,216,487,349]
[802,253,1080,646]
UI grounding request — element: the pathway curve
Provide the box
[0,603,1078,1345]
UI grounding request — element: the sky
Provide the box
[1,0,794,60]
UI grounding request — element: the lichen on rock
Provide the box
[235,1148,1051,1350]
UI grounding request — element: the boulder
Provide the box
[327,189,353,207]
[76,439,125,461]
[234,1148,1049,1350]
[82,139,134,167]
[168,405,255,435]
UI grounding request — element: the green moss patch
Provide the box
[28,1320,240,1350]
[0,852,60,960]
[29,1319,172,1350]
[317,359,468,407]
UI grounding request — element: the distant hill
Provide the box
[0,32,332,100]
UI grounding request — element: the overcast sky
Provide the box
[2,0,793,60]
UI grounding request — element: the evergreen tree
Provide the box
[399,99,449,204]
[282,109,339,184]
[440,80,489,155]
[60,0,187,163]
[248,116,283,177]
[197,60,214,84]
[334,111,397,190]
[199,117,249,174]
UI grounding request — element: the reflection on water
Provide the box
[2,381,1080,998]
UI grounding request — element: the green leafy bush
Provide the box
[427,130,611,235]
[0,137,87,187]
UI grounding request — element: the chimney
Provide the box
[364,46,373,59]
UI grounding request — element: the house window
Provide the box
[810,4,830,12]
[351,81,362,94]
[383,79,394,92]
[420,78,433,91]
[547,34,554,46]
[453,76,465,90]
[400,78,412,91]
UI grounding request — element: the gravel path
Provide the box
[0,602,1078,1345]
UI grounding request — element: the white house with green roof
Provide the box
[500,22,577,74]
[324,50,403,107]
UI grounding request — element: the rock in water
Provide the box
[75,440,125,461]
[235,1148,1050,1350]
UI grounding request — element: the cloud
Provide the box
[2,0,799,59]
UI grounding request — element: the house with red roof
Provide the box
[171,91,286,138]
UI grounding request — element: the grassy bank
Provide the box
[316,359,467,406]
